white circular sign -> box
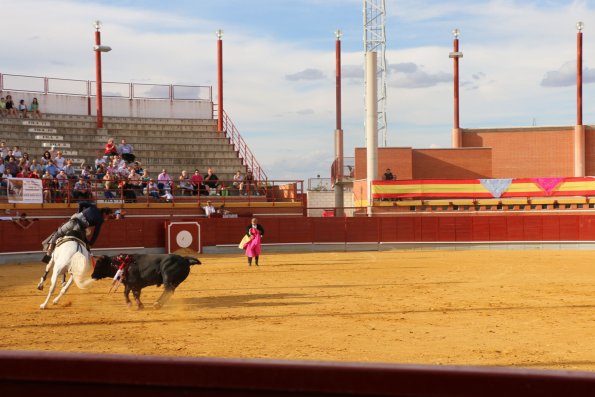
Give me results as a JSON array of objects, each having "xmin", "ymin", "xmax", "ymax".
[{"xmin": 176, "ymin": 230, "xmax": 193, "ymax": 248}]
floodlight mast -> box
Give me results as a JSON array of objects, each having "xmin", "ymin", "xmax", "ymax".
[{"xmin": 363, "ymin": 0, "xmax": 387, "ymax": 148}]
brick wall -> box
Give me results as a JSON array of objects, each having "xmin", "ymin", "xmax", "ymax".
[
  {"xmin": 412, "ymin": 148, "xmax": 492, "ymax": 179},
  {"xmin": 462, "ymin": 126, "xmax": 574, "ymax": 178},
  {"xmin": 355, "ymin": 147, "xmax": 491, "ymax": 180}
]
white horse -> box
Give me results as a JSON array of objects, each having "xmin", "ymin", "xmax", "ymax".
[{"xmin": 37, "ymin": 236, "xmax": 95, "ymax": 309}]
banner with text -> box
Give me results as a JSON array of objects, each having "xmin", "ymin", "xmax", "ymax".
[{"xmin": 7, "ymin": 178, "xmax": 43, "ymax": 204}]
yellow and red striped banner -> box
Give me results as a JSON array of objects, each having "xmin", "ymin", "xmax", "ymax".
[{"xmin": 372, "ymin": 177, "xmax": 595, "ymax": 199}]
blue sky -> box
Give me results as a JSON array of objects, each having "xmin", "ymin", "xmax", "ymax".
[{"xmin": 1, "ymin": 0, "xmax": 595, "ymax": 180}]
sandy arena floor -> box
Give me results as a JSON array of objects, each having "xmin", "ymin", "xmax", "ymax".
[{"xmin": 1, "ymin": 249, "xmax": 595, "ymax": 371}]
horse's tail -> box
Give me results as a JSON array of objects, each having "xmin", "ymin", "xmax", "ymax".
[
  {"xmin": 185, "ymin": 257, "xmax": 201, "ymax": 266},
  {"xmin": 70, "ymin": 251, "xmax": 95, "ymax": 289}
]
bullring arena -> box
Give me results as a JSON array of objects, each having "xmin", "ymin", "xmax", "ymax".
[
  {"xmin": 3, "ymin": 248, "xmax": 595, "ymax": 369},
  {"xmin": 0, "ymin": 250, "xmax": 595, "ymax": 370}
]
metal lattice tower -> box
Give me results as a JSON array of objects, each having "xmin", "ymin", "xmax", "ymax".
[{"xmin": 363, "ymin": 0, "xmax": 387, "ymax": 147}]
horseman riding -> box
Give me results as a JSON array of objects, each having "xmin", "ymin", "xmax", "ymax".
[
  {"xmin": 43, "ymin": 201, "xmax": 113, "ymax": 260},
  {"xmin": 37, "ymin": 202, "xmax": 115, "ymax": 309}
]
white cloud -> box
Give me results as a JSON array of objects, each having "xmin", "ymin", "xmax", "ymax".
[
  {"xmin": 285, "ymin": 69, "xmax": 326, "ymax": 81},
  {"xmin": 541, "ymin": 61, "xmax": 595, "ymax": 87}
]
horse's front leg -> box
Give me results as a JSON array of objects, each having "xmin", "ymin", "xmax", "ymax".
[
  {"xmin": 40, "ymin": 271, "xmax": 60, "ymax": 309},
  {"xmin": 53, "ymin": 275, "xmax": 74, "ymax": 305},
  {"xmin": 37, "ymin": 260, "xmax": 54, "ymax": 291}
]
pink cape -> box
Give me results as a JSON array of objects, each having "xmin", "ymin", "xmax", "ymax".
[{"xmin": 245, "ymin": 227, "xmax": 261, "ymax": 257}]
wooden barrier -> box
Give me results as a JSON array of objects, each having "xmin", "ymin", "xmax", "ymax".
[
  {"xmin": 1, "ymin": 350, "xmax": 595, "ymax": 396},
  {"xmin": 3, "ymin": 213, "xmax": 595, "ymax": 254}
]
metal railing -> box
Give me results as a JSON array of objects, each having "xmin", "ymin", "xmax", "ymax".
[
  {"xmin": 0, "ymin": 177, "xmax": 301, "ymax": 205},
  {"xmin": 331, "ymin": 156, "xmax": 355, "ymax": 185},
  {"xmin": 308, "ymin": 177, "xmax": 332, "ymax": 191},
  {"xmin": 213, "ymin": 104, "xmax": 268, "ymax": 182},
  {"xmin": 0, "ymin": 73, "xmax": 211, "ymax": 101}
]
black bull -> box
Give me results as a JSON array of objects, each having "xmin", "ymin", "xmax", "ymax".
[{"xmin": 92, "ymin": 254, "xmax": 201, "ymax": 309}]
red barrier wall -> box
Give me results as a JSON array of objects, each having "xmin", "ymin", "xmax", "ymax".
[
  {"xmin": 4, "ymin": 350, "xmax": 595, "ymax": 397},
  {"xmin": 3, "ymin": 213, "xmax": 595, "ymax": 254}
]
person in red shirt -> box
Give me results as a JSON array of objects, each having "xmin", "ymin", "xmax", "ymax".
[
  {"xmin": 191, "ymin": 169, "xmax": 204, "ymax": 196},
  {"xmin": 104, "ymin": 137, "xmax": 117, "ymax": 157}
]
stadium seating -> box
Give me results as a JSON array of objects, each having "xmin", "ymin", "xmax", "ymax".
[{"xmin": 0, "ymin": 114, "xmax": 246, "ymax": 182}]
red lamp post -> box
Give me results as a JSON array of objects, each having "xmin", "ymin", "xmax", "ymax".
[
  {"xmin": 216, "ymin": 29, "xmax": 224, "ymax": 133},
  {"xmin": 575, "ymin": 21, "xmax": 585, "ymax": 176},
  {"xmin": 577, "ymin": 21, "xmax": 584, "ymax": 126},
  {"xmin": 449, "ymin": 28, "xmax": 463, "ymax": 148},
  {"xmin": 93, "ymin": 20, "xmax": 111, "ymax": 129}
]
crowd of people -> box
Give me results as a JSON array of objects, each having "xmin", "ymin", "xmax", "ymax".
[
  {"xmin": 0, "ymin": 95, "xmax": 42, "ymax": 119},
  {"xmin": 0, "ymin": 136, "xmax": 260, "ymax": 204}
]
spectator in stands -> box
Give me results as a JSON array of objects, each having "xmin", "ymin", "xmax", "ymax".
[
  {"xmin": 95, "ymin": 163, "xmax": 107, "ymax": 181},
  {"xmin": 104, "ymin": 138, "xmax": 118, "ymax": 157},
  {"xmin": 41, "ymin": 170, "xmax": 55, "ymax": 203},
  {"xmin": 16, "ymin": 168, "xmax": 29, "ymax": 178},
  {"xmin": 63, "ymin": 159, "xmax": 76, "ymax": 180},
  {"xmin": 30, "ymin": 97, "xmax": 42, "ymax": 118},
  {"xmin": 106, "ymin": 158, "xmax": 118, "ymax": 176},
  {"xmin": 178, "ymin": 170, "xmax": 193, "ymax": 196},
  {"xmin": 54, "ymin": 151, "xmax": 66, "ymax": 170},
  {"xmin": 17, "ymin": 99, "xmax": 28, "ymax": 118},
  {"xmin": 191, "ymin": 169, "xmax": 205, "ymax": 196},
  {"xmin": 145, "ymin": 178, "xmax": 160, "ymax": 200},
  {"xmin": 19, "ymin": 152, "xmax": 30, "ymax": 170},
  {"xmin": 5, "ymin": 95, "xmax": 16, "ymax": 117},
  {"xmin": 5, "ymin": 156, "xmax": 18, "ymax": 177},
  {"xmin": 44, "ymin": 159, "xmax": 59, "ymax": 177},
  {"xmin": 116, "ymin": 159, "xmax": 129, "ymax": 179},
  {"xmin": 204, "ymin": 167, "xmax": 221, "ymax": 195},
  {"xmin": 132, "ymin": 161, "xmax": 143, "ymax": 175},
  {"xmin": 12, "ymin": 146, "xmax": 22, "ymax": 160},
  {"xmin": 72, "ymin": 177, "xmax": 91, "ymax": 200},
  {"xmin": 103, "ymin": 169, "xmax": 117, "ymax": 190},
  {"xmin": 29, "ymin": 167, "xmax": 40, "ymax": 179},
  {"xmin": 203, "ymin": 200, "xmax": 217, "ymax": 217},
  {"xmin": 118, "ymin": 139, "xmax": 135, "ymax": 163},
  {"xmin": 244, "ymin": 170, "xmax": 255, "ymax": 195},
  {"xmin": 127, "ymin": 166, "xmax": 143, "ymax": 192},
  {"xmin": 161, "ymin": 189, "xmax": 174, "ymax": 202},
  {"xmin": 103, "ymin": 170, "xmax": 117, "ymax": 200},
  {"xmin": 29, "ymin": 159, "xmax": 43, "ymax": 176},
  {"xmin": 41, "ymin": 150, "xmax": 52, "ymax": 166},
  {"xmin": 49, "ymin": 145, "xmax": 58, "ymax": 160},
  {"xmin": 140, "ymin": 169, "xmax": 151, "ymax": 188},
  {"xmin": 1, "ymin": 168, "xmax": 12, "ymax": 190},
  {"xmin": 0, "ymin": 97, "xmax": 6, "ymax": 117},
  {"xmin": 94, "ymin": 151, "xmax": 106, "ymax": 169},
  {"xmin": 383, "ymin": 168, "xmax": 394, "ymax": 181},
  {"xmin": 232, "ymin": 170, "xmax": 244, "ymax": 194},
  {"xmin": 55, "ymin": 169, "xmax": 68, "ymax": 189},
  {"xmin": 0, "ymin": 158, "xmax": 4, "ymax": 175},
  {"xmin": 80, "ymin": 164, "xmax": 92, "ymax": 180},
  {"xmin": 0, "ymin": 142, "xmax": 8, "ymax": 158},
  {"xmin": 157, "ymin": 168, "xmax": 173, "ymax": 194},
  {"xmin": 4, "ymin": 149, "xmax": 13, "ymax": 162}
]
